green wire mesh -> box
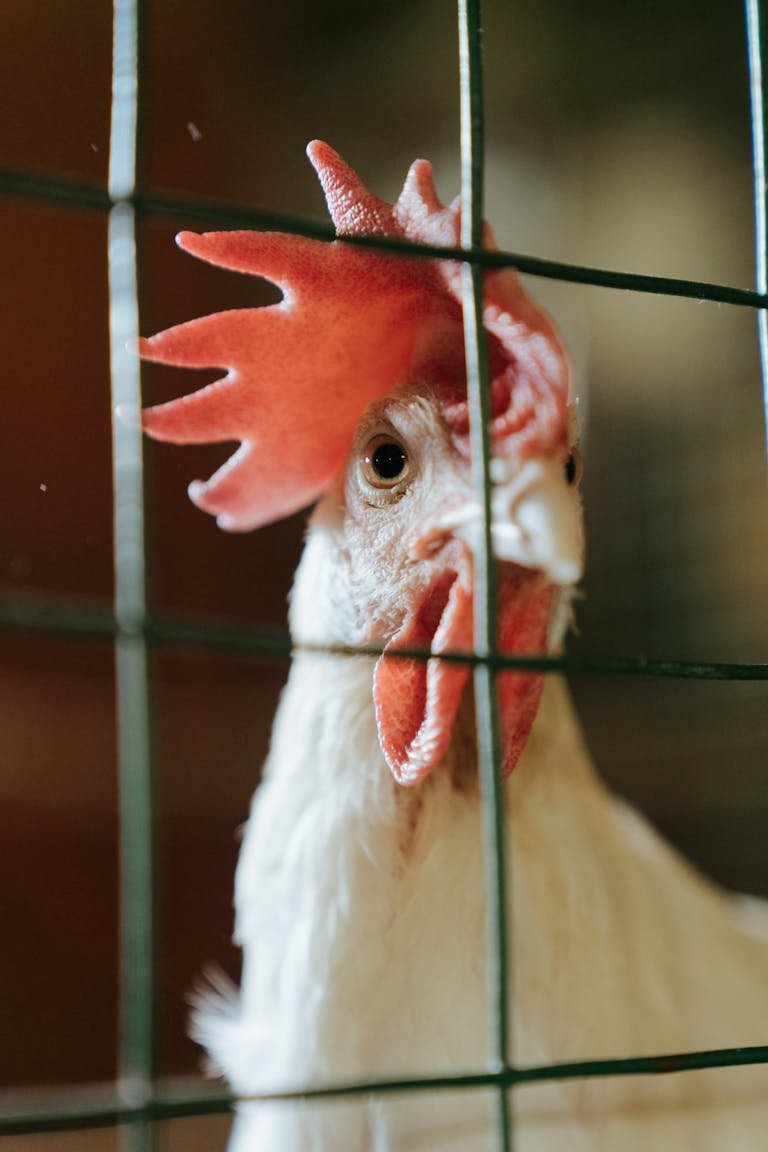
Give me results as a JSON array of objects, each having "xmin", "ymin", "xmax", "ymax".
[{"xmin": 1, "ymin": 0, "xmax": 768, "ymax": 1147}]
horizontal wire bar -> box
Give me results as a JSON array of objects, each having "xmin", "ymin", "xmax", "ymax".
[
  {"xmin": 0, "ymin": 591, "xmax": 766, "ymax": 681},
  {"xmin": 1, "ymin": 164, "xmax": 767, "ymax": 309},
  {"xmin": 235, "ymin": 1041, "xmax": 768, "ymax": 1101},
  {"xmin": 3, "ymin": 1043, "xmax": 768, "ymax": 1136},
  {"xmin": 0, "ymin": 167, "xmax": 113, "ymax": 210},
  {"xmin": 0, "ymin": 1088, "xmax": 231, "ymax": 1137}
]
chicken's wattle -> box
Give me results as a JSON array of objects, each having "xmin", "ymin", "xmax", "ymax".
[{"xmin": 373, "ymin": 549, "xmax": 553, "ymax": 785}]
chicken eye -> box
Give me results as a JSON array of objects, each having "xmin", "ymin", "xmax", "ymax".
[
  {"xmin": 565, "ymin": 448, "xmax": 583, "ymax": 487},
  {"xmin": 361, "ymin": 435, "xmax": 409, "ymax": 489}
]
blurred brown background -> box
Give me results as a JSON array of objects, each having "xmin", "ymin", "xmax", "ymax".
[{"xmin": 1, "ymin": 0, "xmax": 766, "ymax": 1145}]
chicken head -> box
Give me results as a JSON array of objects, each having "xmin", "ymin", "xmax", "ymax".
[{"xmin": 137, "ymin": 141, "xmax": 583, "ymax": 785}]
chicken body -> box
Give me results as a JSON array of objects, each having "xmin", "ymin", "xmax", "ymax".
[{"xmin": 194, "ymin": 386, "xmax": 768, "ymax": 1151}]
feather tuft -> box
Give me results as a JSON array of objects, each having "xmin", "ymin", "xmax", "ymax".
[{"xmin": 188, "ymin": 965, "xmax": 242, "ymax": 1078}]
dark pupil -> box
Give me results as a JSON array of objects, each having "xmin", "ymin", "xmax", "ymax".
[{"xmin": 372, "ymin": 441, "xmax": 406, "ymax": 480}]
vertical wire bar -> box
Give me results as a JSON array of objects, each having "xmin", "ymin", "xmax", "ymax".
[
  {"xmin": 745, "ymin": 0, "xmax": 768, "ymax": 454},
  {"xmin": 457, "ymin": 2, "xmax": 512, "ymax": 1149},
  {"xmin": 108, "ymin": 1, "xmax": 156, "ymax": 1149}
]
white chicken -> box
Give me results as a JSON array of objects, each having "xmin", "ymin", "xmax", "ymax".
[{"xmin": 138, "ymin": 142, "xmax": 768, "ymax": 1150}]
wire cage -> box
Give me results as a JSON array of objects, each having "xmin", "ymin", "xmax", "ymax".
[{"xmin": 1, "ymin": 1, "xmax": 768, "ymax": 1149}]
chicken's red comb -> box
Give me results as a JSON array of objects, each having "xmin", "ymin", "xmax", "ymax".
[{"xmin": 138, "ymin": 140, "xmax": 569, "ymax": 531}]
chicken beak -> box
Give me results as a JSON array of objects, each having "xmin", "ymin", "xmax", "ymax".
[{"xmin": 432, "ymin": 455, "xmax": 583, "ymax": 586}]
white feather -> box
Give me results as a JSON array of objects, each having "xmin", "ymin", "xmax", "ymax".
[{"xmin": 193, "ymin": 398, "xmax": 768, "ymax": 1150}]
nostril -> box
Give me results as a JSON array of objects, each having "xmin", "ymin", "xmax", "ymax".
[
  {"xmin": 408, "ymin": 501, "xmax": 478, "ymax": 561},
  {"xmin": 425, "ymin": 532, "xmax": 451, "ymax": 560},
  {"xmin": 408, "ymin": 524, "xmax": 450, "ymax": 561}
]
